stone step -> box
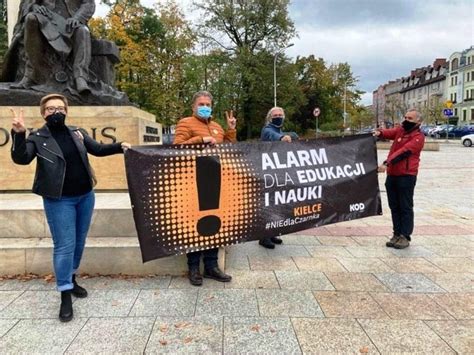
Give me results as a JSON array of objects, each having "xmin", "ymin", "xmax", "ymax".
[
  {"xmin": 0, "ymin": 193, "xmax": 136, "ymax": 238},
  {"xmin": 0, "ymin": 237, "xmax": 225, "ymax": 276},
  {"xmin": 0, "ymin": 193, "xmax": 225, "ymax": 276}
]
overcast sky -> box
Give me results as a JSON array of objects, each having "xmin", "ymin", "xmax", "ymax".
[{"xmin": 96, "ymin": 0, "xmax": 474, "ymax": 105}]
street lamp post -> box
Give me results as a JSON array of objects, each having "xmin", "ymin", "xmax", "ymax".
[
  {"xmin": 343, "ymin": 81, "xmax": 347, "ymax": 129},
  {"xmin": 273, "ymin": 43, "xmax": 294, "ymax": 107}
]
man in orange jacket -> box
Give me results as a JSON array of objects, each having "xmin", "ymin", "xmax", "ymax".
[
  {"xmin": 374, "ymin": 109, "xmax": 425, "ymax": 249},
  {"xmin": 173, "ymin": 90, "xmax": 236, "ymax": 286}
]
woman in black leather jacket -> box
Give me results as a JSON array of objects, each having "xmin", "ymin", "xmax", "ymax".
[{"xmin": 10, "ymin": 93, "xmax": 130, "ymax": 322}]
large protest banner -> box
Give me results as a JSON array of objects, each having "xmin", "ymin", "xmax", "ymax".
[{"xmin": 125, "ymin": 134, "xmax": 382, "ymax": 262}]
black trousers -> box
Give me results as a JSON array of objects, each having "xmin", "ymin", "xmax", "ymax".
[
  {"xmin": 385, "ymin": 175, "xmax": 417, "ymax": 240},
  {"xmin": 187, "ymin": 248, "xmax": 218, "ymax": 271}
]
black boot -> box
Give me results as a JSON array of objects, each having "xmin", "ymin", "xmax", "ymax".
[
  {"xmin": 72, "ymin": 274, "xmax": 88, "ymax": 298},
  {"xmin": 59, "ymin": 290, "xmax": 73, "ymax": 322},
  {"xmin": 259, "ymin": 238, "xmax": 275, "ymax": 249},
  {"xmin": 271, "ymin": 236, "xmax": 283, "ymax": 245},
  {"xmin": 203, "ymin": 267, "xmax": 232, "ymax": 282},
  {"xmin": 188, "ymin": 269, "xmax": 203, "ymax": 286}
]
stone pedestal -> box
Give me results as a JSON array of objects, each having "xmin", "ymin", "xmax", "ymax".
[
  {"xmin": 0, "ymin": 193, "xmax": 226, "ymax": 276},
  {"xmin": 0, "ymin": 106, "xmax": 162, "ymax": 191}
]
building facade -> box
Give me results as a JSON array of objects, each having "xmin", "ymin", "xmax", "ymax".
[
  {"xmin": 446, "ymin": 46, "xmax": 474, "ymax": 124},
  {"xmin": 399, "ymin": 59, "xmax": 447, "ymax": 124},
  {"xmin": 383, "ymin": 79, "xmax": 403, "ymax": 126},
  {"xmin": 372, "ymin": 85, "xmax": 386, "ymax": 127}
]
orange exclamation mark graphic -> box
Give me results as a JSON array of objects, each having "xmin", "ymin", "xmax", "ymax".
[{"xmin": 196, "ymin": 156, "xmax": 221, "ymax": 236}]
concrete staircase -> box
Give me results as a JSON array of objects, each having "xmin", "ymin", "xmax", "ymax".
[{"xmin": 0, "ymin": 193, "xmax": 224, "ymax": 276}]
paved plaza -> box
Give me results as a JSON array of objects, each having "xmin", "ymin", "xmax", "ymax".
[{"xmin": 0, "ymin": 143, "xmax": 473, "ymax": 354}]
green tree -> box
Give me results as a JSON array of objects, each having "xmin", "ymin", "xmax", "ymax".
[
  {"xmin": 384, "ymin": 95, "xmax": 407, "ymax": 125},
  {"xmin": 89, "ymin": 0, "xmax": 194, "ymax": 125},
  {"xmin": 291, "ymin": 56, "xmax": 362, "ymax": 134},
  {"xmin": 350, "ymin": 106, "xmax": 375, "ymax": 131},
  {"xmin": 193, "ymin": 0, "xmax": 296, "ymax": 138},
  {"xmin": 421, "ymin": 97, "xmax": 444, "ymax": 125}
]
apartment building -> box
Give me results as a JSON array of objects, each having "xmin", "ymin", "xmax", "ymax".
[
  {"xmin": 400, "ymin": 59, "xmax": 447, "ymax": 113},
  {"xmin": 447, "ymin": 46, "xmax": 474, "ymax": 124}
]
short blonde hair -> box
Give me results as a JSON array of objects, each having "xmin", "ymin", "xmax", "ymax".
[{"xmin": 40, "ymin": 93, "xmax": 68, "ymax": 115}]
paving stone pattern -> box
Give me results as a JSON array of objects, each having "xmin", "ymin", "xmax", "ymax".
[{"xmin": 0, "ymin": 144, "xmax": 472, "ymax": 353}]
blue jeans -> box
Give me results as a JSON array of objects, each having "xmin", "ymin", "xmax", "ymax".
[
  {"xmin": 43, "ymin": 190, "xmax": 95, "ymax": 291},
  {"xmin": 385, "ymin": 175, "xmax": 417, "ymax": 240}
]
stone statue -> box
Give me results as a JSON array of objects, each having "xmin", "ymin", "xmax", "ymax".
[{"xmin": 0, "ymin": 0, "xmax": 129, "ymax": 105}]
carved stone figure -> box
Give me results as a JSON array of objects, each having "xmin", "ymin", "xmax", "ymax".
[{"xmin": 0, "ymin": 0, "xmax": 129, "ymax": 105}]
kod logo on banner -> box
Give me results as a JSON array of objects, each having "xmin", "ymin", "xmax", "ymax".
[{"xmin": 349, "ymin": 203, "xmax": 365, "ymax": 212}]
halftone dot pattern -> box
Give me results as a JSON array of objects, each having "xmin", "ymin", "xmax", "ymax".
[{"xmin": 141, "ymin": 144, "xmax": 260, "ymax": 255}]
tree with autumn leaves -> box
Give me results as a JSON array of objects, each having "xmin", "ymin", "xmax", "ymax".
[
  {"xmin": 88, "ymin": 0, "xmax": 366, "ymax": 137},
  {"xmin": 89, "ymin": 0, "xmax": 194, "ymax": 126}
]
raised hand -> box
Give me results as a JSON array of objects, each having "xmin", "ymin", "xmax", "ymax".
[
  {"xmin": 225, "ymin": 110, "xmax": 237, "ymax": 130},
  {"xmin": 10, "ymin": 108, "xmax": 26, "ymax": 133}
]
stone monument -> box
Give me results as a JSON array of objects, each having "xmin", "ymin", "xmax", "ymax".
[
  {"xmin": 0, "ymin": 0, "xmax": 199, "ymax": 277},
  {"xmin": 1, "ymin": 0, "xmax": 128, "ymax": 105},
  {"xmin": 0, "ymin": 0, "xmax": 163, "ymax": 190}
]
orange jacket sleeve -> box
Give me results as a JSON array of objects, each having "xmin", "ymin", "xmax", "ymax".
[{"xmin": 224, "ymin": 128, "xmax": 237, "ymax": 143}]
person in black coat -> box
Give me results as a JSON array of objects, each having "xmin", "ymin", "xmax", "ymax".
[{"xmin": 10, "ymin": 93, "xmax": 130, "ymax": 322}]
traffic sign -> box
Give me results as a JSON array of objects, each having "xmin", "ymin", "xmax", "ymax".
[
  {"xmin": 443, "ymin": 108, "xmax": 453, "ymax": 117},
  {"xmin": 313, "ymin": 107, "xmax": 321, "ymax": 117},
  {"xmin": 445, "ymin": 100, "xmax": 453, "ymax": 109}
]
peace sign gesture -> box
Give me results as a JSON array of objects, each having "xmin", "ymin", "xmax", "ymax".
[
  {"xmin": 10, "ymin": 108, "xmax": 26, "ymax": 133},
  {"xmin": 225, "ymin": 110, "xmax": 236, "ymax": 130}
]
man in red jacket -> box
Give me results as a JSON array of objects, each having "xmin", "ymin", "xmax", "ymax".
[{"xmin": 374, "ymin": 109, "xmax": 425, "ymax": 249}]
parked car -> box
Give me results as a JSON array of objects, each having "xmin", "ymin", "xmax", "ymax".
[
  {"xmin": 434, "ymin": 126, "xmax": 456, "ymax": 138},
  {"xmin": 430, "ymin": 125, "xmax": 454, "ymax": 138},
  {"xmin": 420, "ymin": 125, "xmax": 435, "ymax": 136},
  {"xmin": 452, "ymin": 125, "xmax": 474, "ymax": 138},
  {"xmin": 461, "ymin": 134, "xmax": 474, "ymax": 147}
]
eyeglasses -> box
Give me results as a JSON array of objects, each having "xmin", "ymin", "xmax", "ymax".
[{"xmin": 45, "ymin": 106, "xmax": 67, "ymax": 114}]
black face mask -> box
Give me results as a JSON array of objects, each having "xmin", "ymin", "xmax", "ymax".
[
  {"xmin": 45, "ymin": 112, "xmax": 66, "ymax": 128},
  {"xmin": 271, "ymin": 117, "xmax": 284, "ymax": 127},
  {"xmin": 402, "ymin": 120, "xmax": 417, "ymax": 131}
]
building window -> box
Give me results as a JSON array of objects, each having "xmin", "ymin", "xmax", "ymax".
[
  {"xmin": 451, "ymin": 58, "xmax": 459, "ymax": 70},
  {"xmin": 463, "ymin": 110, "xmax": 467, "ymax": 121},
  {"xmin": 469, "ymin": 56, "xmax": 472, "ymax": 65},
  {"xmin": 471, "ymin": 109, "xmax": 474, "ymax": 121},
  {"xmin": 455, "ymin": 108, "xmax": 458, "ymax": 116},
  {"xmin": 468, "ymin": 72, "xmax": 471, "ymax": 82},
  {"xmin": 467, "ymin": 90, "xmax": 470, "ymax": 100}
]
